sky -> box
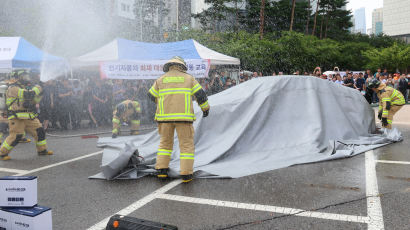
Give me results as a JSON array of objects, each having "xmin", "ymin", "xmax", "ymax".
[{"xmin": 346, "ymin": 0, "xmax": 383, "ymax": 32}]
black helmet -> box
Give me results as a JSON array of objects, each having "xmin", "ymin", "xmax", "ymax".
[
  {"xmin": 116, "ymin": 103, "xmax": 126, "ymax": 116},
  {"xmin": 367, "ymin": 79, "xmax": 380, "ymax": 89}
]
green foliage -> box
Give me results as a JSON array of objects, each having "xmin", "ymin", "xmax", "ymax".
[
  {"xmin": 314, "ymin": 0, "xmax": 352, "ymax": 40},
  {"xmin": 363, "ymin": 43, "xmax": 410, "ymax": 72},
  {"xmin": 170, "ymin": 29, "xmax": 410, "ymax": 75},
  {"xmin": 243, "ymin": 0, "xmax": 310, "ymax": 33},
  {"xmin": 346, "ymin": 33, "xmax": 402, "ymax": 48},
  {"xmin": 195, "ymin": 0, "xmax": 352, "ymax": 41}
]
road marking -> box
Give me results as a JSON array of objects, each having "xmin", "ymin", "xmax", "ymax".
[
  {"xmin": 156, "ymin": 194, "xmax": 370, "ymax": 223},
  {"xmin": 14, "ymin": 151, "xmax": 103, "ymax": 176},
  {"xmin": 0, "ymin": 167, "xmax": 29, "ymax": 174},
  {"xmin": 376, "ymin": 160, "xmax": 410, "ymax": 165},
  {"xmin": 87, "ymin": 180, "xmax": 182, "ymax": 230},
  {"xmin": 365, "ymin": 151, "xmax": 385, "ymax": 230}
]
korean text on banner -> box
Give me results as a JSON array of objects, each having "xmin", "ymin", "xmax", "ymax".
[{"xmin": 100, "ymin": 59, "xmax": 210, "ymax": 80}]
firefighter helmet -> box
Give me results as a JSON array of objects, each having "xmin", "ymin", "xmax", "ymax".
[
  {"xmin": 116, "ymin": 103, "xmax": 126, "ymax": 116},
  {"xmin": 367, "ymin": 78, "xmax": 381, "ymax": 89},
  {"xmin": 163, "ymin": 56, "xmax": 187, "ymax": 72}
]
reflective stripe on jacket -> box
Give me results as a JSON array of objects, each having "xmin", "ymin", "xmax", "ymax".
[
  {"xmin": 377, "ymin": 85, "xmax": 405, "ymax": 118},
  {"xmin": 149, "ymin": 67, "xmax": 205, "ymax": 122},
  {"xmin": 6, "ymin": 84, "xmax": 42, "ymax": 119}
]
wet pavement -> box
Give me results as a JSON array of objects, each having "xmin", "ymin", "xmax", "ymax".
[{"xmin": 0, "ymin": 107, "xmax": 409, "ymax": 230}]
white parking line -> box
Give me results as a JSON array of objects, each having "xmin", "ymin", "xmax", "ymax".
[
  {"xmin": 14, "ymin": 151, "xmax": 103, "ymax": 176},
  {"xmin": 376, "ymin": 160, "xmax": 410, "ymax": 165},
  {"xmin": 87, "ymin": 180, "xmax": 182, "ymax": 230},
  {"xmin": 0, "ymin": 167, "xmax": 29, "ymax": 174},
  {"xmin": 156, "ymin": 194, "xmax": 370, "ymax": 223},
  {"xmin": 365, "ymin": 151, "xmax": 385, "ymax": 230}
]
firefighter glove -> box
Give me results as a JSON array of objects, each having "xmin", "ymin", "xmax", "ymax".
[
  {"xmin": 382, "ymin": 118, "xmax": 388, "ymax": 127},
  {"xmin": 378, "ymin": 110, "xmax": 382, "ymax": 120},
  {"xmin": 203, "ymin": 109, "xmax": 209, "ymax": 118}
]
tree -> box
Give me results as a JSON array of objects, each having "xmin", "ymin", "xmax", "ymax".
[
  {"xmin": 243, "ymin": 0, "xmax": 310, "ymax": 34},
  {"xmin": 312, "ymin": 0, "xmax": 320, "ymax": 36},
  {"xmin": 259, "ymin": 0, "xmax": 266, "ymax": 39},
  {"xmin": 315, "ymin": 0, "xmax": 352, "ymax": 40},
  {"xmin": 290, "ymin": 0, "xmax": 296, "ymax": 31},
  {"xmin": 192, "ymin": 0, "xmax": 245, "ymax": 32},
  {"xmin": 305, "ymin": 0, "xmax": 312, "ymax": 35}
]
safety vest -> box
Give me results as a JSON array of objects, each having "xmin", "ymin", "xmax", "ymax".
[
  {"xmin": 378, "ymin": 85, "xmax": 405, "ymax": 117},
  {"xmin": 149, "ymin": 68, "xmax": 205, "ymax": 122},
  {"xmin": 6, "ymin": 84, "xmax": 42, "ymax": 120}
]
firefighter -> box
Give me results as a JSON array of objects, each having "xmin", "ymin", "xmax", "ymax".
[
  {"xmin": 0, "ymin": 82, "xmax": 8, "ymax": 145},
  {"xmin": 0, "ymin": 77, "xmax": 31, "ymax": 145},
  {"xmin": 112, "ymin": 92, "xmax": 141, "ymax": 138},
  {"xmin": 0, "ymin": 70, "xmax": 53, "ymax": 161},
  {"xmin": 148, "ymin": 56, "xmax": 210, "ymax": 183},
  {"xmin": 368, "ymin": 79, "xmax": 405, "ymax": 129}
]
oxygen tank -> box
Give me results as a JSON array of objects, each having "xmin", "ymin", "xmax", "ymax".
[{"xmin": 0, "ymin": 83, "xmax": 8, "ymax": 110}]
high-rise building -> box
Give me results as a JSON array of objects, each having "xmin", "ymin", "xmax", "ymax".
[
  {"xmin": 353, "ymin": 8, "xmax": 366, "ymax": 34},
  {"xmin": 383, "ymin": 0, "xmax": 410, "ymax": 43},
  {"xmin": 372, "ymin": 8, "xmax": 383, "ymax": 35},
  {"xmin": 191, "ymin": 0, "xmax": 209, "ymax": 29}
]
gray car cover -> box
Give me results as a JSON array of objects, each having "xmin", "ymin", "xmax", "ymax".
[{"xmin": 90, "ymin": 76, "xmax": 402, "ymax": 180}]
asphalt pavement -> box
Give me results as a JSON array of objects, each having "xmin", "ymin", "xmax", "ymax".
[{"xmin": 0, "ymin": 107, "xmax": 409, "ymax": 230}]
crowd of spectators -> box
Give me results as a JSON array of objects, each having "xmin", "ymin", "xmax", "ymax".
[
  {"xmin": 224, "ymin": 67, "xmax": 410, "ymax": 104},
  {"xmin": 33, "ymin": 67, "xmax": 409, "ymax": 131},
  {"xmin": 37, "ymin": 75, "xmax": 156, "ymax": 131}
]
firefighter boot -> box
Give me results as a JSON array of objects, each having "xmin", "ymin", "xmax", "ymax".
[
  {"xmin": 0, "ymin": 154, "xmax": 10, "ymax": 161},
  {"xmin": 19, "ymin": 138, "xmax": 31, "ymax": 143},
  {"xmin": 131, "ymin": 131, "xmax": 139, "ymax": 135},
  {"xmin": 157, "ymin": 168, "xmax": 169, "ymax": 179},
  {"xmin": 181, "ymin": 174, "xmax": 193, "ymax": 183},
  {"xmin": 38, "ymin": 149, "xmax": 53, "ymax": 156}
]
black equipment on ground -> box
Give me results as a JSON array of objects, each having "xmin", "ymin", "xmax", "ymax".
[{"xmin": 106, "ymin": 215, "xmax": 178, "ymax": 230}]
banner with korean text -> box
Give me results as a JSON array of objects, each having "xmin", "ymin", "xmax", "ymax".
[{"xmin": 100, "ymin": 59, "xmax": 210, "ymax": 80}]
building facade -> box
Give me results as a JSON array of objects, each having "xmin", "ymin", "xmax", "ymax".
[
  {"xmin": 353, "ymin": 8, "xmax": 366, "ymax": 34},
  {"xmin": 372, "ymin": 8, "xmax": 383, "ymax": 35},
  {"xmin": 383, "ymin": 0, "xmax": 410, "ymax": 43}
]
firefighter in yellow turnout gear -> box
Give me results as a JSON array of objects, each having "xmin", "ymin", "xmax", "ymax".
[
  {"xmin": 0, "ymin": 79, "xmax": 31, "ymax": 145},
  {"xmin": 148, "ymin": 56, "xmax": 210, "ymax": 183},
  {"xmin": 112, "ymin": 97, "xmax": 141, "ymax": 138},
  {"xmin": 0, "ymin": 70, "xmax": 53, "ymax": 161},
  {"xmin": 368, "ymin": 79, "xmax": 405, "ymax": 129}
]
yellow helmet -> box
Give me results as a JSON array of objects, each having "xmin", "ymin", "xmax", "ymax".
[{"xmin": 163, "ymin": 56, "xmax": 187, "ymax": 72}]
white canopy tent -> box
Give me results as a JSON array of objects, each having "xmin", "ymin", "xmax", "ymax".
[
  {"xmin": 0, "ymin": 37, "xmax": 68, "ymax": 81},
  {"xmin": 72, "ymin": 38, "xmax": 240, "ymax": 67},
  {"xmin": 71, "ymin": 38, "xmax": 240, "ymax": 80}
]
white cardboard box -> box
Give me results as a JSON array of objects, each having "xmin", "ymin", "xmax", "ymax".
[
  {"xmin": 0, "ymin": 208, "xmax": 12, "ymax": 229},
  {"xmin": 0, "ymin": 176, "xmax": 37, "ymax": 208},
  {"xmin": 0, "ymin": 206, "xmax": 52, "ymax": 230}
]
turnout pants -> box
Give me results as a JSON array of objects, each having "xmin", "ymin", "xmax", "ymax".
[
  {"xmin": 155, "ymin": 122, "xmax": 195, "ymax": 175},
  {"xmin": 385, "ymin": 105, "xmax": 403, "ymax": 129},
  {"xmin": 112, "ymin": 115, "xmax": 140, "ymax": 135},
  {"xmin": 0, "ymin": 118, "xmax": 47, "ymax": 155}
]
